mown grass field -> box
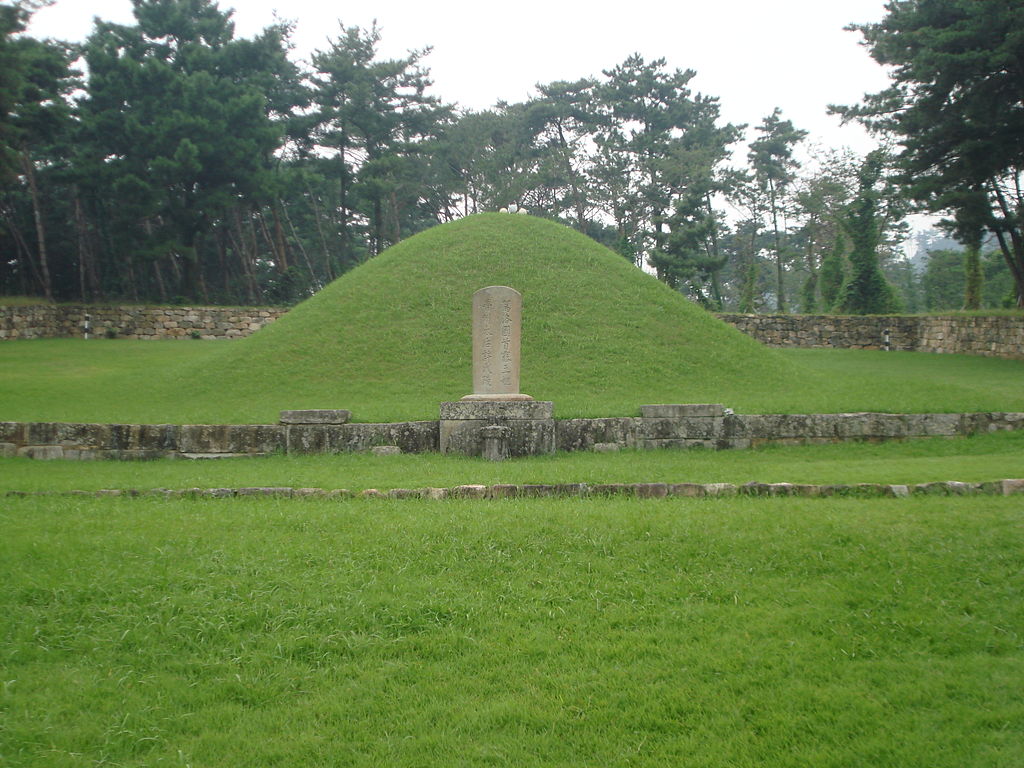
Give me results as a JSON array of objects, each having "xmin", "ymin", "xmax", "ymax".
[
  {"xmin": 1, "ymin": 430, "xmax": 1022, "ymax": 494},
  {"xmin": 2, "ymin": 494, "xmax": 1022, "ymax": 767},
  {"xmin": 3, "ymin": 214, "xmax": 1023, "ymax": 766}
]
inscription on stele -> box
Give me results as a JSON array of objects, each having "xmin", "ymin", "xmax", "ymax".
[{"xmin": 467, "ymin": 285, "xmax": 531, "ymax": 400}]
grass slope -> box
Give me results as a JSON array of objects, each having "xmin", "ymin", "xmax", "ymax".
[
  {"xmin": 3, "ymin": 340, "xmax": 1024, "ymax": 424},
  {"xmin": 169, "ymin": 213, "xmax": 793, "ymax": 421},
  {"xmin": 3, "ymin": 495, "xmax": 1022, "ymax": 766}
]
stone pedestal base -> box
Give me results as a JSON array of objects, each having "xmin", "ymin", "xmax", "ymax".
[
  {"xmin": 460, "ymin": 393, "xmax": 534, "ymax": 402},
  {"xmin": 440, "ymin": 400, "xmax": 554, "ymax": 459}
]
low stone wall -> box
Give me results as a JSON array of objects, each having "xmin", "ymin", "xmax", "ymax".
[
  {"xmin": 7, "ymin": 479, "xmax": 1024, "ymax": 500},
  {"xmin": 0, "ymin": 304, "xmax": 285, "ymax": 340},
  {"xmin": 3, "ymin": 411, "xmax": 1021, "ymax": 461},
  {"xmin": 719, "ymin": 313, "xmax": 1024, "ymax": 359}
]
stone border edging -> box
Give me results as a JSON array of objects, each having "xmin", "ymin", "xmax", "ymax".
[{"xmin": 6, "ymin": 479, "xmax": 1023, "ymax": 500}]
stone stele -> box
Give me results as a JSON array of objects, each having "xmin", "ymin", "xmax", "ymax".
[{"xmin": 462, "ymin": 285, "xmax": 533, "ymax": 401}]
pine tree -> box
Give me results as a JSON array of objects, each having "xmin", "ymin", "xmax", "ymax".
[
  {"xmin": 837, "ymin": 0, "xmax": 1024, "ymax": 306},
  {"xmin": 819, "ymin": 233, "xmax": 846, "ymax": 311},
  {"xmin": 835, "ymin": 152, "xmax": 900, "ymax": 315},
  {"xmin": 963, "ymin": 245, "xmax": 982, "ymax": 310}
]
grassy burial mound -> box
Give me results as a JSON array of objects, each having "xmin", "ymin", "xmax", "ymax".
[{"xmin": 173, "ymin": 213, "xmax": 793, "ymax": 423}]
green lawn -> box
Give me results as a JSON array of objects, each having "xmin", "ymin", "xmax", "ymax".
[
  {"xmin": 1, "ymin": 338, "xmax": 1022, "ymax": 424},
  {"xmin": 1, "ymin": 430, "xmax": 1023, "ymax": 493},
  {"xmin": 2, "ymin": 494, "xmax": 1021, "ymax": 767},
  {"xmin": 3, "ymin": 213, "xmax": 1022, "ymax": 766}
]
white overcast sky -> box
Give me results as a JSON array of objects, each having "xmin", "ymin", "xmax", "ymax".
[{"xmin": 27, "ymin": 0, "xmax": 894, "ymax": 158}]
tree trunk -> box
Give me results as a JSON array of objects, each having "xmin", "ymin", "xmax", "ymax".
[
  {"xmin": 1, "ymin": 205, "xmax": 40, "ymax": 295},
  {"xmin": 20, "ymin": 149, "xmax": 53, "ymax": 301},
  {"xmin": 152, "ymin": 260, "xmax": 168, "ymax": 304},
  {"xmin": 768, "ymin": 178, "xmax": 786, "ymax": 313},
  {"xmin": 990, "ymin": 184, "xmax": 1024, "ymax": 307},
  {"xmin": 72, "ymin": 189, "xmax": 102, "ymax": 302},
  {"xmin": 231, "ymin": 208, "xmax": 260, "ymax": 303},
  {"xmin": 272, "ymin": 203, "xmax": 289, "ymax": 272},
  {"xmin": 388, "ymin": 188, "xmax": 401, "ymax": 246},
  {"xmin": 555, "ymin": 120, "xmax": 587, "ymax": 233},
  {"xmin": 373, "ymin": 196, "xmax": 383, "ymax": 256},
  {"xmin": 282, "ymin": 201, "xmax": 321, "ymax": 291}
]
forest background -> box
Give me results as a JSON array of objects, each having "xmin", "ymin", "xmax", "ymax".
[{"xmin": 1, "ymin": 0, "xmax": 1021, "ymax": 312}]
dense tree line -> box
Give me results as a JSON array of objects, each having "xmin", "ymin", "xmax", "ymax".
[{"xmin": 1, "ymin": 0, "xmax": 1018, "ymax": 312}]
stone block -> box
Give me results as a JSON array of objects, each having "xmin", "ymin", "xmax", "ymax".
[
  {"xmin": 723, "ymin": 414, "xmax": 757, "ymax": 439},
  {"xmin": 640, "ymin": 404, "xmax": 725, "ymax": 418},
  {"xmin": 360, "ymin": 489, "xmax": 385, "ymax": 499},
  {"xmin": 451, "ymin": 484, "xmax": 487, "ymax": 499},
  {"xmin": 766, "ymin": 414, "xmax": 837, "ymax": 439},
  {"xmin": 287, "ymin": 422, "xmax": 437, "ymax": 455},
  {"xmin": 440, "ymin": 400, "xmax": 553, "ymax": 420},
  {"xmin": 590, "ymin": 483, "xmax": 629, "ymax": 495},
  {"xmin": 371, "ymin": 445, "xmax": 402, "ymax": 456},
  {"xmin": 178, "ymin": 452, "xmax": 249, "ymax": 460},
  {"xmin": 202, "ymin": 488, "xmax": 236, "ymax": 498},
  {"xmin": 480, "ymin": 424, "xmax": 512, "ymax": 461},
  {"xmin": 519, "ymin": 484, "xmax": 557, "ymax": 497},
  {"xmin": 592, "ymin": 442, "xmax": 620, "ymax": 453},
  {"xmin": 851, "ymin": 483, "xmax": 889, "ymax": 497},
  {"xmin": 487, "ymin": 484, "xmax": 520, "ymax": 499},
  {"xmin": 440, "ymin": 414, "xmax": 554, "ymax": 458},
  {"xmin": 179, "ymin": 424, "xmax": 284, "ymax": 455},
  {"xmin": 702, "ymin": 483, "xmax": 738, "ymax": 497},
  {"xmin": 19, "ymin": 445, "xmax": 64, "ymax": 460},
  {"xmin": 556, "ymin": 418, "xmax": 637, "ymax": 452},
  {"xmin": 959, "ymin": 413, "xmax": 993, "ymax": 434},
  {"xmin": 667, "ymin": 482, "xmax": 706, "ymax": 497},
  {"xmin": 640, "ymin": 438, "xmax": 718, "ymax": 451},
  {"xmin": 62, "ymin": 449, "xmax": 97, "ymax": 461},
  {"xmin": 791, "ymin": 484, "xmax": 823, "ymax": 497},
  {"xmin": 0, "ymin": 422, "xmax": 24, "ymax": 443},
  {"xmin": 237, "ymin": 487, "xmax": 294, "ymax": 497},
  {"xmin": 279, "ymin": 409, "xmax": 352, "ymax": 424},
  {"xmin": 633, "ymin": 483, "xmax": 668, "ymax": 498},
  {"xmin": 388, "ymin": 488, "xmax": 423, "ymax": 499},
  {"xmin": 0, "ymin": 442, "xmax": 16, "ymax": 458},
  {"xmin": 637, "ymin": 417, "xmax": 722, "ymax": 441},
  {"xmin": 552, "ymin": 483, "xmax": 588, "ymax": 497},
  {"xmin": 999, "ymin": 479, "xmax": 1024, "ymax": 495},
  {"xmin": 913, "ymin": 481, "xmax": 974, "ymax": 495},
  {"xmin": 23, "ymin": 422, "xmax": 60, "ymax": 445},
  {"xmin": 903, "ymin": 413, "xmax": 961, "ymax": 437}
]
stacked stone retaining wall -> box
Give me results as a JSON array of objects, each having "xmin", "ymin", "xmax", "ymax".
[
  {"xmin": 0, "ymin": 304, "xmax": 285, "ymax": 340},
  {"xmin": 719, "ymin": 313, "xmax": 1024, "ymax": 359},
  {"xmin": 3, "ymin": 411, "xmax": 1021, "ymax": 461}
]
